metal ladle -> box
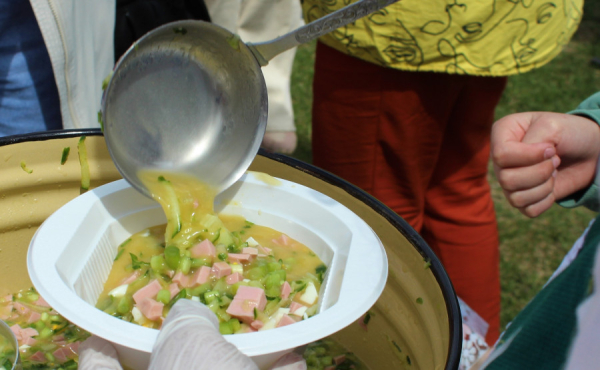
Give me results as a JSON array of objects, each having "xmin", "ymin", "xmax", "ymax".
[{"xmin": 102, "ymin": 0, "xmax": 399, "ymax": 198}]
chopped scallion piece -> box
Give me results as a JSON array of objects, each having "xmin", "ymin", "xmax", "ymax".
[
  {"xmin": 77, "ymin": 136, "xmax": 90, "ymax": 191},
  {"xmin": 60, "ymin": 147, "xmax": 70, "ymax": 165},
  {"xmin": 20, "ymin": 161, "xmax": 33, "ymax": 174}
]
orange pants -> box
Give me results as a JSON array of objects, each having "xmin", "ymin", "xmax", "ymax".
[{"xmin": 312, "ymin": 43, "xmax": 506, "ymax": 344}]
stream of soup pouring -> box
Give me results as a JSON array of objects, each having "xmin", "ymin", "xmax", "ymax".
[{"xmin": 96, "ymin": 172, "xmax": 326, "ymax": 334}]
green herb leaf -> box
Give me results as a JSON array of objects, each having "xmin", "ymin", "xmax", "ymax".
[
  {"xmin": 97, "ymin": 111, "xmax": 104, "ymax": 132},
  {"xmin": 60, "ymin": 147, "xmax": 71, "ymax": 165},
  {"xmin": 130, "ymin": 253, "xmax": 149, "ymax": 270},
  {"xmin": 114, "ymin": 248, "xmax": 125, "ymax": 261},
  {"xmin": 167, "ymin": 289, "xmax": 187, "ymax": 308}
]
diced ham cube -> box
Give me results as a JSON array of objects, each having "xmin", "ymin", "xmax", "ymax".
[
  {"xmin": 65, "ymin": 341, "xmax": 80, "ymax": 355},
  {"xmin": 289, "ymin": 302, "xmax": 307, "ymax": 317},
  {"xmin": 272, "ymin": 234, "xmax": 291, "ymax": 246},
  {"xmin": 30, "ymin": 351, "xmax": 46, "ymax": 362},
  {"xmin": 1, "ymin": 294, "xmax": 12, "ymax": 303},
  {"xmin": 20, "ymin": 327, "xmax": 39, "ymax": 339},
  {"xmin": 172, "ymin": 271, "xmax": 192, "ymax": 288},
  {"xmin": 10, "ymin": 324, "xmax": 22, "ymax": 340},
  {"xmin": 226, "ymin": 272, "xmax": 243, "ymax": 285},
  {"xmin": 137, "ymin": 298, "xmax": 164, "ymax": 321},
  {"xmin": 169, "ymin": 283, "xmax": 181, "ymax": 299},
  {"xmin": 226, "ymin": 286, "xmax": 268, "ymax": 323},
  {"xmin": 13, "ymin": 302, "xmax": 30, "ymax": 315},
  {"xmin": 211, "ymin": 262, "xmax": 232, "ymax": 278},
  {"xmin": 277, "ymin": 314, "xmax": 297, "ymax": 328},
  {"xmin": 191, "ymin": 266, "xmax": 212, "ymax": 286},
  {"xmin": 1, "ymin": 303, "xmax": 13, "ymax": 318},
  {"xmin": 119, "ymin": 270, "xmax": 141, "ymax": 285},
  {"xmin": 281, "ymin": 281, "xmax": 292, "ymax": 300},
  {"xmin": 225, "ymin": 299, "xmax": 258, "ymax": 324},
  {"xmin": 35, "ymin": 296, "xmax": 51, "ymax": 308},
  {"xmin": 250, "ymin": 320, "xmax": 264, "ymax": 330},
  {"xmin": 53, "ymin": 348, "xmax": 68, "ymax": 364},
  {"xmin": 22, "ymin": 337, "xmax": 37, "ymax": 346},
  {"xmin": 227, "ymin": 253, "xmax": 251, "ymax": 263},
  {"xmin": 27, "ymin": 311, "xmax": 41, "ymax": 324},
  {"xmin": 233, "ymin": 286, "xmax": 267, "ymax": 310},
  {"xmin": 242, "ymin": 247, "xmax": 258, "ymax": 258},
  {"xmin": 257, "ymin": 245, "xmax": 272, "ymax": 255},
  {"xmin": 334, "ymin": 354, "xmax": 346, "ymax": 365},
  {"xmin": 190, "ymin": 239, "xmax": 216, "ymax": 259},
  {"xmin": 132, "ymin": 279, "xmax": 162, "ymax": 304}
]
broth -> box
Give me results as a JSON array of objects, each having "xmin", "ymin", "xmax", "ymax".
[{"xmin": 96, "ymin": 172, "xmax": 326, "ymax": 333}]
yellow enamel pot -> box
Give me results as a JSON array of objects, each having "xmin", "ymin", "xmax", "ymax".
[{"xmin": 0, "ymin": 130, "xmax": 461, "ymax": 370}]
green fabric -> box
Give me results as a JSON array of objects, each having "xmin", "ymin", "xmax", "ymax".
[
  {"xmin": 557, "ymin": 185, "xmax": 600, "ymax": 212},
  {"xmin": 558, "ymin": 92, "xmax": 600, "ymax": 212},
  {"xmin": 484, "ymin": 216, "xmax": 600, "ymax": 369}
]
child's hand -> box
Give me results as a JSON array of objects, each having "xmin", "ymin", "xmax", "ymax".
[{"xmin": 491, "ymin": 112, "xmax": 600, "ymax": 217}]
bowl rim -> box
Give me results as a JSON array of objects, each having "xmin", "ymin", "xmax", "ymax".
[{"xmin": 27, "ymin": 173, "xmax": 388, "ymax": 357}]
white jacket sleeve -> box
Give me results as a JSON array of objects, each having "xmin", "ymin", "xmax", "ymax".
[{"xmin": 30, "ymin": 0, "xmax": 115, "ymax": 130}]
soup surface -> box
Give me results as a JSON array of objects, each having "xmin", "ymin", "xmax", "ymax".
[
  {"xmin": 96, "ymin": 172, "xmax": 326, "ymax": 333},
  {"xmin": 0, "ymin": 289, "xmax": 89, "ymax": 369}
]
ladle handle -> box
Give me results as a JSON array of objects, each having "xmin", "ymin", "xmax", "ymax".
[{"xmin": 247, "ymin": 0, "xmax": 400, "ymax": 66}]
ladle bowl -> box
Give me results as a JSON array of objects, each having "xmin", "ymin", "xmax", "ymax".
[{"xmin": 102, "ymin": 0, "xmax": 399, "ymax": 198}]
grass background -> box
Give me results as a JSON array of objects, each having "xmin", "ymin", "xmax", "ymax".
[{"xmin": 287, "ymin": 1, "xmax": 600, "ymax": 329}]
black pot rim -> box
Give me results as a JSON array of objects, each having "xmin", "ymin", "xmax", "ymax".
[{"xmin": 0, "ymin": 129, "xmax": 461, "ymax": 370}]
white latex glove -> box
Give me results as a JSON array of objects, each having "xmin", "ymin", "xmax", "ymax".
[
  {"xmin": 149, "ymin": 299, "xmax": 258, "ymax": 370},
  {"xmin": 78, "ymin": 335, "xmax": 123, "ymax": 370}
]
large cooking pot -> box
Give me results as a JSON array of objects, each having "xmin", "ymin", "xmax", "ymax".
[{"xmin": 0, "ymin": 130, "xmax": 461, "ymax": 369}]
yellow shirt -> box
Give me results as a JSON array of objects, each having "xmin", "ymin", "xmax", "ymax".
[{"xmin": 302, "ymin": 0, "xmax": 583, "ymax": 76}]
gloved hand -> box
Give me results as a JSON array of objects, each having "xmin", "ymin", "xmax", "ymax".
[
  {"xmin": 78, "ymin": 335, "xmax": 123, "ymax": 370},
  {"xmin": 149, "ymin": 299, "xmax": 258, "ymax": 370}
]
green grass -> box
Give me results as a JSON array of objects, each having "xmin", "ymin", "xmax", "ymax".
[{"xmin": 289, "ymin": 2, "xmax": 600, "ymax": 329}]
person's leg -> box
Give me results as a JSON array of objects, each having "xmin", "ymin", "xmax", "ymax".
[
  {"xmin": 311, "ymin": 43, "xmax": 461, "ymax": 231},
  {"xmin": 421, "ymin": 75, "xmax": 508, "ymax": 344}
]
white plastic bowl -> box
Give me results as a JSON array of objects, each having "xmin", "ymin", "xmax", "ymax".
[{"xmin": 27, "ymin": 172, "xmax": 388, "ymax": 369}]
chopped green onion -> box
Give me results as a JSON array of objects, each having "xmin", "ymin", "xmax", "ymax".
[
  {"xmin": 363, "ymin": 312, "xmax": 372, "ymax": 326},
  {"xmin": 424, "ymin": 258, "xmax": 432, "ymax": 269},
  {"xmin": 156, "ymin": 290, "xmax": 171, "ymax": 304},
  {"xmin": 20, "ymin": 161, "xmax": 33, "ymax": 174},
  {"xmin": 77, "ymin": 136, "xmax": 90, "ymax": 191},
  {"xmin": 60, "ymin": 147, "xmax": 70, "ymax": 165},
  {"xmin": 114, "ymin": 248, "xmax": 125, "ymax": 261},
  {"xmin": 165, "ymin": 246, "xmax": 181, "ymax": 270},
  {"xmin": 97, "ymin": 110, "xmax": 104, "ymax": 132},
  {"xmin": 129, "ymin": 254, "xmax": 149, "ymax": 270}
]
